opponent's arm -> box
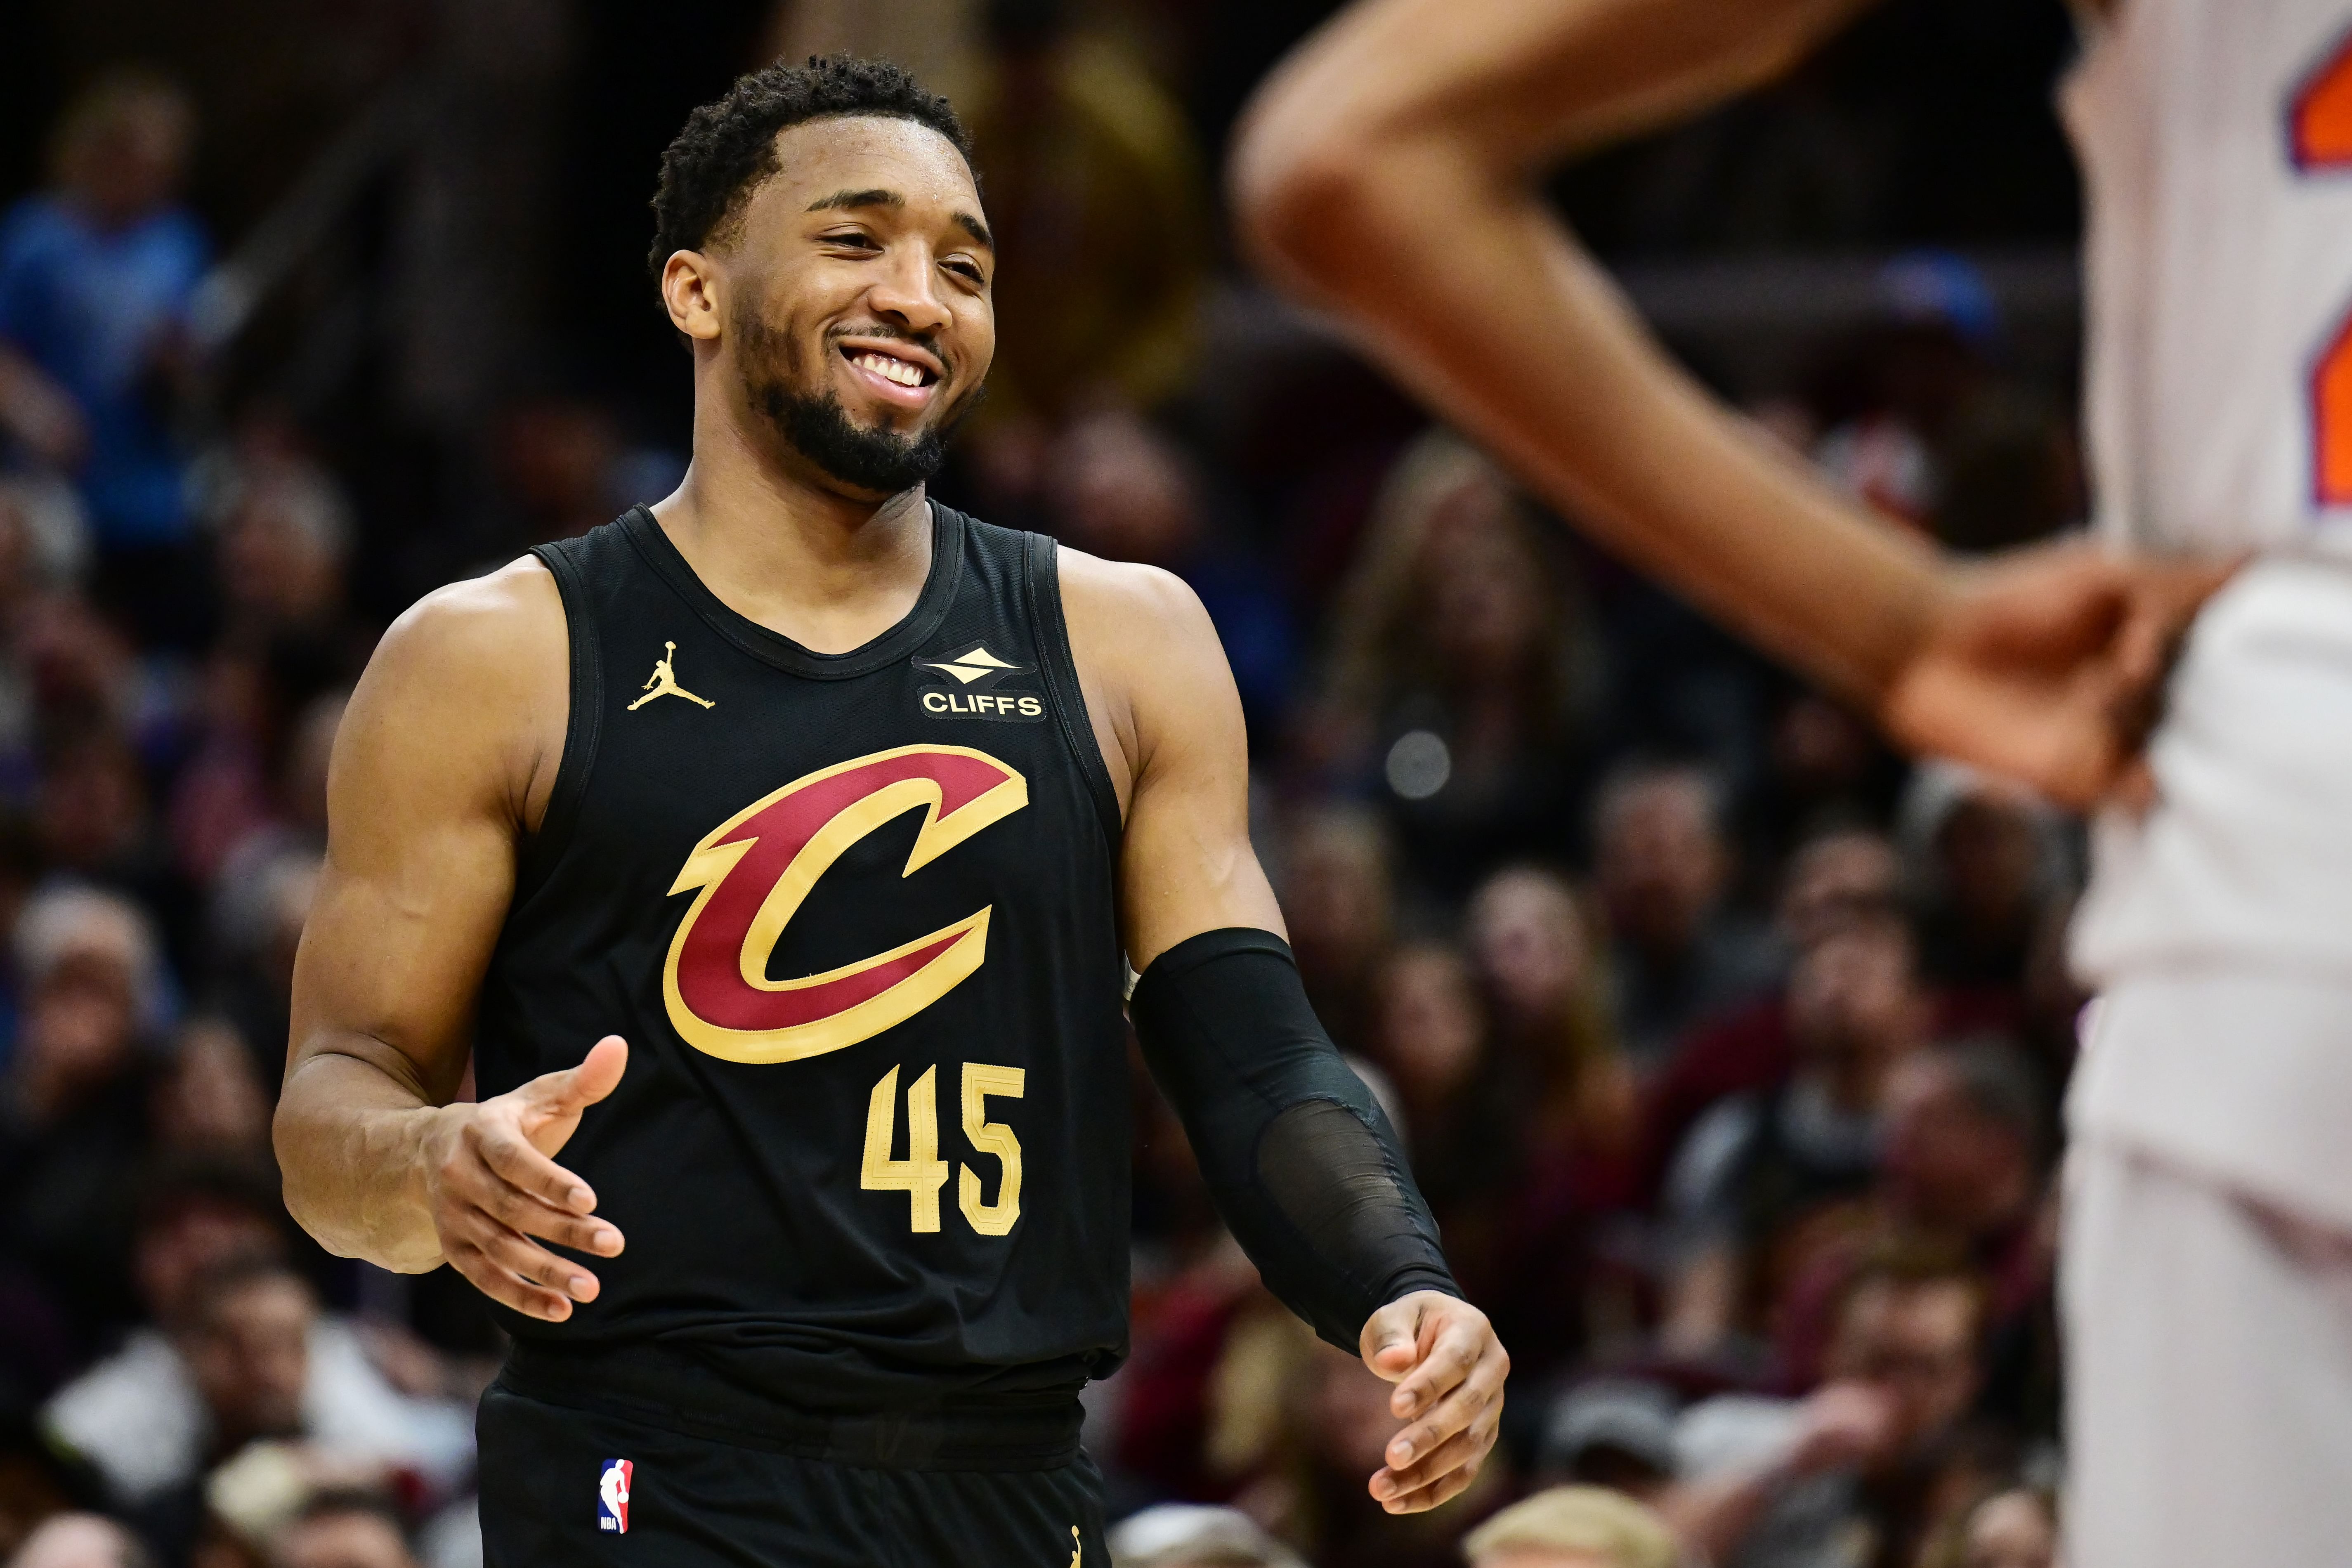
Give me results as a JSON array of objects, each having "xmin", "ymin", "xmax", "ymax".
[
  {"xmin": 1232, "ymin": 0, "xmax": 2228, "ymax": 806},
  {"xmin": 275, "ymin": 560, "xmax": 627, "ymax": 1321},
  {"xmin": 1062, "ymin": 550, "xmax": 1507, "ymax": 1514}
]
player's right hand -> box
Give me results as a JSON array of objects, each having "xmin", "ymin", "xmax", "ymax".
[
  {"xmin": 421, "ymin": 1034, "xmax": 628, "ymax": 1321},
  {"xmin": 1878, "ymin": 544, "xmax": 2239, "ymax": 811}
]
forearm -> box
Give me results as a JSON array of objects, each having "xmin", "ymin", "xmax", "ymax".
[
  {"xmin": 1130, "ymin": 928, "xmax": 1457, "ymax": 1348},
  {"xmin": 1259, "ymin": 150, "xmax": 1947, "ymax": 704},
  {"xmin": 274, "ymin": 1045, "xmax": 457, "ymax": 1273},
  {"xmin": 1236, "ymin": 0, "xmax": 1941, "ymax": 706}
]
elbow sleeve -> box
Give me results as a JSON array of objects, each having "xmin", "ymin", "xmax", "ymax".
[{"xmin": 1129, "ymin": 926, "xmax": 1460, "ymax": 1349}]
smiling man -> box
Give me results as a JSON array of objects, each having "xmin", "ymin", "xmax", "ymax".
[{"xmin": 272, "ymin": 56, "xmax": 1504, "ymax": 1567}]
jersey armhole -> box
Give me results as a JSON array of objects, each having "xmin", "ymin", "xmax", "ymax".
[
  {"xmin": 517, "ymin": 541, "xmax": 604, "ymax": 898},
  {"xmin": 1023, "ymin": 531, "xmax": 1124, "ymax": 855}
]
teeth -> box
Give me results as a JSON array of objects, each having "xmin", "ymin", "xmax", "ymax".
[{"xmin": 855, "ymin": 352, "xmax": 926, "ymax": 388}]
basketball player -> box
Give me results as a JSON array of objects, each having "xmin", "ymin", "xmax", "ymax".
[
  {"xmin": 273, "ymin": 57, "xmax": 1505, "ymax": 1566},
  {"xmin": 1234, "ymin": 1, "xmax": 2350, "ymax": 1563}
]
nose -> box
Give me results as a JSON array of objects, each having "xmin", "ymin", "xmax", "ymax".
[{"xmin": 865, "ymin": 244, "xmax": 953, "ymax": 338}]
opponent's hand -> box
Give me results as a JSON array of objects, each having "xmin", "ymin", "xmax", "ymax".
[
  {"xmin": 1880, "ymin": 544, "xmax": 2239, "ymax": 810},
  {"xmin": 1359, "ymin": 1291, "xmax": 1509, "ymax": 1514},
  {"xmin": 421, "ymin": 1035, "xmax": 628, "ymax": 1321}
]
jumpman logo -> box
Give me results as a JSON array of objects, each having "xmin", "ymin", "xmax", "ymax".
[
  {"xmin": 1068, "ymin": 1526, "xmax": 1081, "ymax": 1567},
  {"xmin": 628, "ymin": 641, "xmax": 715, "ymax": 711}
]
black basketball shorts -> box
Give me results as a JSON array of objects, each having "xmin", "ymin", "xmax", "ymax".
[{"xmin": 478, "ymin": 1383, "xmax": 1108, "ymax": 1568}]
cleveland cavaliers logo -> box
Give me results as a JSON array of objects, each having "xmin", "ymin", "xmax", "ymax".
[{"xmin": 662, "ymin": 745, "xmax": 1028, "ymax": 1063}]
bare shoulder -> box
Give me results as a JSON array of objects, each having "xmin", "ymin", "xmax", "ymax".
[
  {"xmin": 372, "ymin": 555, "xmax": 567, "ymax": 684},
  {"xmin": 343, "ymin": 556, "xmax": 570, "ymax": 824},
  {"xmin": 1055, "ymin": 545, "xmax": 1241, "ymax": 788},
  {"xmin": 1055, "ymin": 545, "xmax": 1220, "ymax": 667}
]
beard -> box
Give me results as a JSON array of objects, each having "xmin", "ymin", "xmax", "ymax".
[{"xmin": 735, "ymin": 311, "xmax": 982, "ymax": 496}]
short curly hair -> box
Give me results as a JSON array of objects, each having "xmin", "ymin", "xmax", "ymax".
[{"xmin": 647, "ymin": 54, "xmax": 973, "ymax": 278}]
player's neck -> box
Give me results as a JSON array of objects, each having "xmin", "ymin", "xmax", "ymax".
[{"xmin": 650, "ymin": 418, "xmax": 935, "ymax": 657}]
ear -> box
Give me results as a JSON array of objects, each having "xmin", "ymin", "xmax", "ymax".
[{"xmin": 661, "ymin": 250, "xmax": 724, "ymax": 343}]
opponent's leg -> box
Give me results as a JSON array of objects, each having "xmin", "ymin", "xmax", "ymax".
[{"xmin": 2064, "ymin": 1136, "xmax": 2352, "ymax": 1567}]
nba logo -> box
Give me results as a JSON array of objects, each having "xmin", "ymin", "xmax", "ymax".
[{"xmin": 596, "ymin": 1458, "xmax": 631, "ymax": 1534}]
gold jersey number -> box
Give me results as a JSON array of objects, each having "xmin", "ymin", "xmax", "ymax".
[{"xmin": 862, "ymin": 1062, "xmax": 1025, "ymax": 1236}]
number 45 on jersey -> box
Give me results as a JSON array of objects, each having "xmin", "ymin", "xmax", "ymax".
[{"xmin": 863, "ymin": 1061, "xmax": 1025, "ymax": 1236}]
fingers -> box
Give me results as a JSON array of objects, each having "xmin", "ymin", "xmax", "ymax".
[
  {"xmin": 469, "ymin": 1146, "xmax": 624, "ymax": 1257},
  {"xmin": 444, "ymin": 1217, "xmax": 601, "ymax": 1322},
  {"xmin": 529, "ymin": 1035, "xmax": 629, "ymax": 1118},
  {"xmin": 1386, "ymin": 1311, "xmax": 1485, "ymax": 1422},
  {"xmin": 477, "ymin": 1116, "xmax": 607, "ymax": 1219},
  {"xmin": 1384, "ymin": 1333, "xmax": 1508, "ymax": 1471},
  {"xmin": 1370, "ymin": 1419, "xmax": 1499, "ymax": 1513}
]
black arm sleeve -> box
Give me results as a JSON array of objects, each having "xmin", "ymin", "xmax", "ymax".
[{"xmin": 1128, "ymin": 926, "xmax": 1461, "ymax": 1350}]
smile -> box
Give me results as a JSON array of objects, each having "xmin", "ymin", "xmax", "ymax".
[
  {"xmin": 853, "ymin": 351, "xmax": 929, "ymax": 387},
  {"xmin": 838, "ymin": 341, "xmax": 942, "ymax": 408}
]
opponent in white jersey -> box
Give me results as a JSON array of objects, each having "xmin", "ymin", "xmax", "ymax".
[{"xmin": 1236, "ymin": 0, "xmax": 2352, "ymax": 1562}]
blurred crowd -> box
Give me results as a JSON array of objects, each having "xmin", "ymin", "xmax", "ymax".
[{"xmin": 0, "ymin": 4, "xmax": 2090, "ymax": 1566}]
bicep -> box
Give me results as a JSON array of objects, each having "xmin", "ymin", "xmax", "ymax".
[
  {"xmin": 1106, "ymin": 571, "xmax": 1285, "ymax": 971},
  {"xmin": 287, "ymin": 575, "xmax": 562, "ymax": 1101}
]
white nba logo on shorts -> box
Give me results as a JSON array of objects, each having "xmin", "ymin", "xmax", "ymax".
[{"xmin": 597, "ymin": 1458, "xmax": 632, "ymax": 1534}]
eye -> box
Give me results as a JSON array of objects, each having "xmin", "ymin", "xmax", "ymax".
[
  {"xmin": 944, "ymin": 258, "xmax": 986, "ymax": 284},
  {"xmin": 820, "ymin": 229, "xmax": 881, "ymax": 252}
]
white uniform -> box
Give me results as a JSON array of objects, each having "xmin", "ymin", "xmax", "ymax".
[{"xmin": 2062, "ymin": 4, "xmax": 2352, "ymax": 1561}]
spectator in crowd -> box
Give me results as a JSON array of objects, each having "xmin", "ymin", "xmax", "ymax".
[
  {"xmin": 1592, "ymin": 763, "xmax": 1781, "ymax": 1068},
  {"xmin": 1044, "ymin": 410, "xmax": 1296, "ymax": 736},
  {"xmin": 1459, "ymin": 1486, "xmax": 1681, "ymax": 1568},
  {"xmin": 203, "ymin": 846, "xmax": 322, "ymax": 1091},
  {"xmin": 1466, "ymin": 865, "xmax": 1634, "ymax": 1159},
  {"xmin": 0, "ymin": 887, "xmax": 171, "ymax": 1346},
  {"xmin": 5, "ymin": 1514, "xmax": 151, "ymax": 1568},
  {"xmin": 1773, "ymin": 1041, "xmax": 2059, "ymax": 1429},
  {"xmin": 1313, "ymin": 437, "xmax": 1594, "ymax": 898},
  {"xmin": 0, "ymin": 73, "xmax": 207, "ymax": 645},
  {"xmin": 1268, "ymin": 805, "xmax": 1395, "ymax": 1058},
  {"xmin": 1638, "ymin": 825, "xmax": 1905, "ymax": 1206},
  {"xmin": 1664, "ymin": 1251, "xmax": 1990, "ymax": 1568},
  {"xmin": 1738, "ymin": 688, "xmax": 1908, "ymax": 890},
  {"xmin": 1533, "ymin": 1381, "xmax": 1679, "ymax": 1503},
  {"xmin": 269, "ymin": 1492, "xmax": 419, "ymax": 1568},
  {"xmin": 1900, "ymin": 765, "xmax": 2065, "ymax": 1013},
  {"xmin": 1370, "ymin": 942, "xmax": 1511, "ymax": 1222},
  {"xmin": 206, "ymin": 422, "xmax": 355, "ymax": 646},
  {"xmin": 1108, "ymin": 1504, "xmax": 1307, "ymax": 1568},
  {"xmin": 1658, "ymin": 907, "xmax": 1930, "ymax": 1358},
  {"xmin": 149, "ymin": 1020, "xmax": 269, "ymax": 1159},
  {"xmin": 43, "ymin": 1256, "xmax": 472, "ymax": 1549}
]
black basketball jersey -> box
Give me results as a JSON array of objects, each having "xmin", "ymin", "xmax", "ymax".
[{"xmin": 473, "ymin": 502, "xmax": 1131, "ymax": 1429}]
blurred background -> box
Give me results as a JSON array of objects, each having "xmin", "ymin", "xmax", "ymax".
[{"xmin": 0, "ymin": 1, "xmax": 2090, "ymax": 1566}]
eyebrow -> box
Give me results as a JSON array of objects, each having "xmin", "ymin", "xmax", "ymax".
[
  {"xmin": 805, "ymin": 187, "xmax": 994, "ymax": 250},
  {"xmin": 807, "ymin": 187, "xmax": 902, "ymax": 215}
]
